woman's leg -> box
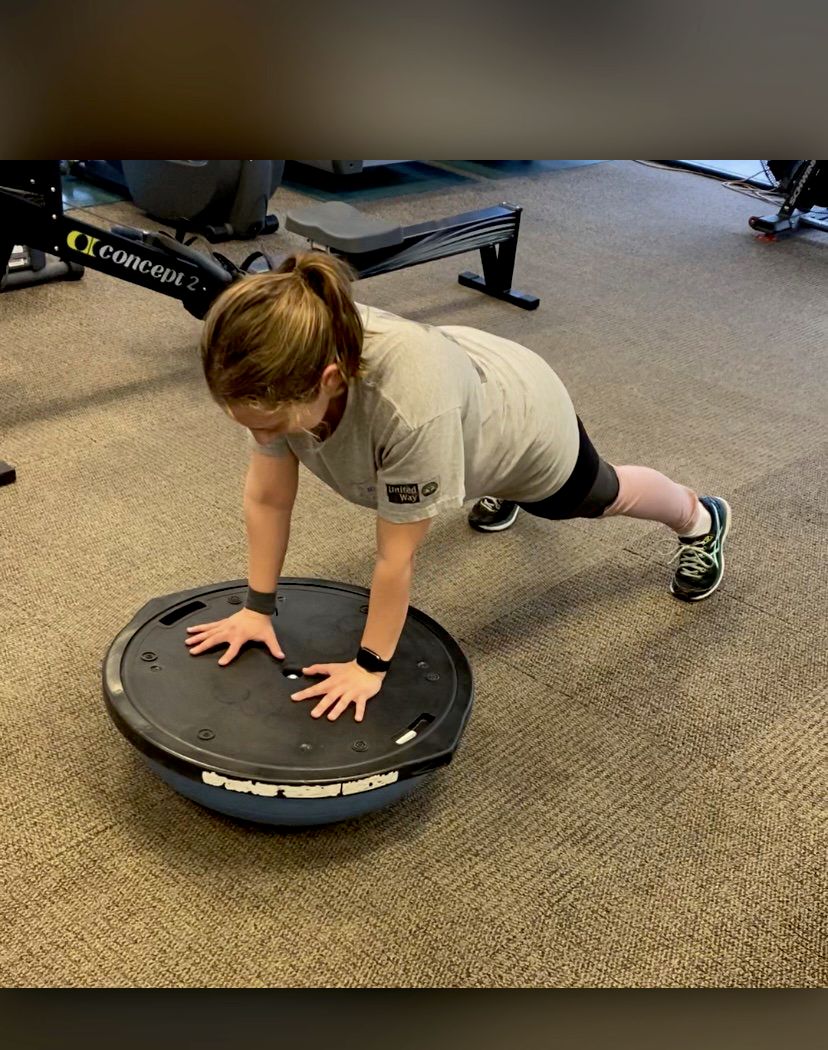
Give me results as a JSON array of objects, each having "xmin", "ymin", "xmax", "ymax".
[
  {"xmin": 515, "ymin": 421, "xmax": 731, "ymax": 601},
  {"xmin": 600, "ymin": 467, "xmax": 731, "ymax": 600},
  {"xmin": 602, "ymin": 465, "xmax": 711, "ymax": 538}
]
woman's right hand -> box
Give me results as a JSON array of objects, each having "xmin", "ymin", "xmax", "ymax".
[{"xmin": 185, "ymin": 608, "xmax": 284, "ymax": 666}]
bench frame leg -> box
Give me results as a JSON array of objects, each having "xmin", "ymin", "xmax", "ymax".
[{"xmin": 457, "ymin": 213, "xmax": 539, "ymax": 309}]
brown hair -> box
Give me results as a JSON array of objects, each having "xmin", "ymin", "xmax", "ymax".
[{"xmin": 200, "ymin": 251, "xmax": 363, "ymax": 410}]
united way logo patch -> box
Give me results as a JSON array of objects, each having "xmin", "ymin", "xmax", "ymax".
[{"xmin": 386, "ymin": 483, "xmax": 420, "ymax": 504}]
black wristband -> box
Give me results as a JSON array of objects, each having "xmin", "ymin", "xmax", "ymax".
[
  {"xmin": 356, "ymin": 646, "xmax": 391, "ymax": 673},
  {"xmin": 244, "ymin": 587, "xmax": 278, "ymax": 616}
]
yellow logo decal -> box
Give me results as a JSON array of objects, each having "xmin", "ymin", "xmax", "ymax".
[{"xmin": 66, "ymin": 230, "xmax": 100, "ymax": 256}]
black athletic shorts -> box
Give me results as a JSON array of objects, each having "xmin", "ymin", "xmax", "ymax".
[{"xmin": 516, "ymin": 417, "xmax": 619, "ymax": 520}]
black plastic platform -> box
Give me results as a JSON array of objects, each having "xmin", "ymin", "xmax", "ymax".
[{"xmin": 102, "ymin": 579, "xmax": 474, "ymax": 825}]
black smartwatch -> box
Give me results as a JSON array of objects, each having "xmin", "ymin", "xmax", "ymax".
[{"xmin": 356, "ymin": 646, "xmax": 392, "ymax": 674}]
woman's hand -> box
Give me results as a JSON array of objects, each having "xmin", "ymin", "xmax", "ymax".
[
  {"xmin": 291, "ymin": 661, "xmax": 385, "ymax": 722},
  {"xmin": 185, "ymin": 608, "xmax": 284, "ymax": 666}
]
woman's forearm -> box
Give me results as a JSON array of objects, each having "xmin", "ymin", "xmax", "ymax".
[
  {"xmin": 244, "ymin": 497, "xmax": 292, "ymax": 593},
  {"xmin": 361, "ymin": 556, "xmax": 413, "ymax": 662}
]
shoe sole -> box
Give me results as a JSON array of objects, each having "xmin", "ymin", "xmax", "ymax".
[
  {"xmin": 468, "ymin": 506, "xmax": 520, "ymax": 533},
  {"xmin": 670, "ymin": 498, "xmax": 732, "ymax": 602}
]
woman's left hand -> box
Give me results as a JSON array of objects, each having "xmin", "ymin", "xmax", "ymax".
[{"xmin": 290, "ymin": 660, "xmax": 386, "ymax": 722}]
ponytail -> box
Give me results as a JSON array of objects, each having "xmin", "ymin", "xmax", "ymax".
[{"xmin": 279, "ymin": 252, "xmax": 363, "ymax": 381}]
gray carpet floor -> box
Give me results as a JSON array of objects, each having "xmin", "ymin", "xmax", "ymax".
[{"xmin": 1, "ymin": 160, "xmax": 825, "ymax": 987}]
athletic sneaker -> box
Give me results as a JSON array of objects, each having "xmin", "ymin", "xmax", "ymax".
[
  {"xmin": 468, "ymin": 496, "xmax": 520, "ymax": 532},
  {"xmin": 669, "ymin": 496, "xmax": 732, "ymax": 602}
]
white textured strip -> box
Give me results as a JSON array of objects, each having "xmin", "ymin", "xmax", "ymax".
[
  {"xmin": 342, "ymin": 771, "xmax": 399, "ymax": 795},
  {"xmin": 201, "ymin": 768, "xmax": 399, "ymax": 798}
]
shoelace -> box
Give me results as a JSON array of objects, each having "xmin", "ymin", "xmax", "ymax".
[
  {"xmin": 669, "ymin": 540, "xmax": 716, "ymax": 580},
  {"xmin": 479, "ymin": 496, "xmax": 504, "ymax": 513}
]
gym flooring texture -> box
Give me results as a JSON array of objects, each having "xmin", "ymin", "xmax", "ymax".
[{"xmin": 1, "ymin": 160, "xmax": 825, "ymax": 988}]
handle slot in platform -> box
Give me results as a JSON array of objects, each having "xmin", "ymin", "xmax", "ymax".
[{"xmin": 159, "ymin": 600, "xmax": 207, "ymax": 626}]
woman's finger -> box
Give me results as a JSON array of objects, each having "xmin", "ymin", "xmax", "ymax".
[
  {"xmin": 291, "ymin": 680, "xmax": 331, "ymax": 701},
  {"xmin": 217, "ymin": 641, "xmax": 241, "ymax": 666},
  {"xmin": 186, "ymin": 621, "xmax": 223, "ymax": 633},
  {"xmin": 265, "ymin": 635, "xmax": 285, "ymax": 660},
  {"xmin": 185, "ymin": 630, "xmax": 215, "ymax": 645},
  {"xmin": 310, "ymin": 693, "xmax": 341, "ymax": 719},
  {"xmin": 326, "ymin": 694, "xmax": 357, "ymax": 722},
  {"xmin": 302, "ymin": 664, "xmax": 332, "ymax": 677},
  {"xmin": 188, "ymin": 635, "xmax": 223, "ymax": 656}
]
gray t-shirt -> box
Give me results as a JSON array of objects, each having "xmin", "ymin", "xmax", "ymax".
[{"xmin": 254, "ymin": 304, "xmax": 579, "ymax": 523}]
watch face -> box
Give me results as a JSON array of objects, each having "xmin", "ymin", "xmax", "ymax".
[{"xmin": 359, "ymin": 647, "xmax": 388, "ymax": 672}]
